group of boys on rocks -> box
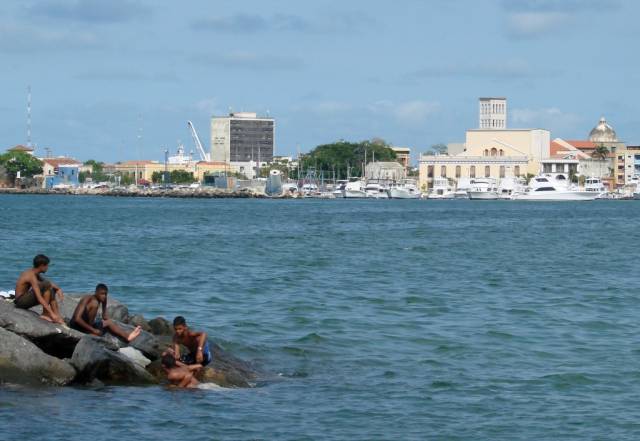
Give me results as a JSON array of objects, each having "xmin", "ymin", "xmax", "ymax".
[{"xmin": 13, "ymin": 254, "xmax": 212, "ymax": 388}]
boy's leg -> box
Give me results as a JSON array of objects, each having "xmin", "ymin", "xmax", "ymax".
[{"xmin": 103, "ymin": 319, "xmax": 142, "ymax": 342}]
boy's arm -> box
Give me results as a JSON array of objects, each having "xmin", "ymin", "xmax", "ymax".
[
  {"xmin": 29, "ymin": 273, "xmax": 55, "ymax": 317},
  {"xmin": 173, "ymin": 336, "xmax": 181, "ymax": 360},
  {"xmin": 72, "ymin": 298, "xmax": 101, "ymax": 335},
  {"xmin": 195, "ymin": 331, "xmax": 208, "ymax": 363},
  {"xmin": 178, "ymin": 372, "xmax": 194, "ymax": 388},
  {"xmin": 101, "ymin": 298, "xmax": 108, "ymax": 321},
  {"xmin": 48, "ymin": 280, "xmax": 64, "ymax": 300},
  {"xmin": 187, "ymin": 364, "xmax": 203, "ymax": 372}
]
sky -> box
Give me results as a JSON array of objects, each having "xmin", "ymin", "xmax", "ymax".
[{"xmin": 1, "ymin": 0, "xmax": 639, "ymax": 164}]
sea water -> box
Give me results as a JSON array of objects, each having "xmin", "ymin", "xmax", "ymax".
[{"xmin": 1, "ymin": 195, "xmax": 640, "ymax": 440}]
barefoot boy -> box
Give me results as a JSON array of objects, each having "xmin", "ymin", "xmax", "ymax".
[
  {"xmin": 14, "ymin": 254, "xmax": 64, "ymax": 323},
  {"xmin": 70, "ymin": 283, "xmax": 141, "ymax": 341},
  {"xmin": 172, "ymin": 316, "xmax": 212, "ymax": 366},
  {"xmin": 161, "ymin": 353, "xmax": 201, "ymax": 388}
]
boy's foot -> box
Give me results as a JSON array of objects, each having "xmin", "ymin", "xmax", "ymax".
[
  {"xmin": 127, "ymin": 326, "xmax": 142, "ymax": 342},
  {"xmin": 39, "ymin": 314, "xmax": 54, "ymax": 323}
]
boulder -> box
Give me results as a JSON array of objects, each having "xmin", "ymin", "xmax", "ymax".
[
  {"xmin": 109, "ymin": 322, "xmax": 172, "ymax": 361},
  {"xmin": 128, "ymin": 314, "xmax": 151, "ymax": 332},
  {"xmin": 148, "ymin": 316, "xmax": 173, "ymax": 336},
  {"xmin": 207, "ymin": 342, "xmax": 258, "ymax": 387},
  {"xmin": 0, "ymin": 327, "xmax": 76, "ymax": 386},
  {"xmin": 118, "ymin": 347, "xmax": 151, "ymax": 368},
  {"xmin": 0, "ymin": 299, "xmax": 84, "ymax": 358},
  {"xmin": 70, "ymin": 335, "xmax": 156, "ymax": 385}
]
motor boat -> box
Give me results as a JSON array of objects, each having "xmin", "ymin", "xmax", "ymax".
[
  {"xmin": 332, "ymin": 180, "xmax": 348, "ymax": 198},
  {"xmin": 467, "ymin": 178, "xmax": 499, "ymax": 200},
  {"xmin": 512, "ymin": 173, "xmax": 598, "ymax": 201},
  {"xmin": 584, "ymin": 177, "xmax": 608, "ymax": 198},
  {"xmin": 497, "ymin": 177, "xmax": 526, "ymax": 200},
  {"xmin": 388, "ymin": 179, "xmax": 420, "ymax": 199},
  {"xmin": 427, "ymin": 177, "xmax": 455, "ymax": 199},
  {"xmin": 365, "ymin": 182, "xmax": 390, "ymax": 199},
  {"xmin": 344, "ymin": 179, "xmax": 367, "ymax": 198}
]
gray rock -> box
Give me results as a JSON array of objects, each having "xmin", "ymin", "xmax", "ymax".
[
  {"xmin": 148, "ymin": 317, "xmax": 173, "ymax": 336},
  {"xmin": 118, "ymin": 347, "xmax": 151, "ymax": 368},
  {"xmin": 70, "ymin": 335, "xmax": 156, "ymax": 385},
  {"xmin": 0, "ymin": 299, "xmax": 84, "ymax": 358},
  {"xmin": 208, "ymin": 341, "xmax": 258, "ymax": 387},
  {"xmin": 128, "ymin": 314, "xmax": 151, "ymax": 332},
  {"xmin": 0, "ymin": 327, "xmax": 76, "ymax": 386}
]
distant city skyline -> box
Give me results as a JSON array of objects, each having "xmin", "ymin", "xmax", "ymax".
[{"xmin": 1, "ymin": 0, "xmax": 638, "ymax": 163}]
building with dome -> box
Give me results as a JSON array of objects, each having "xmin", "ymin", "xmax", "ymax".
[{"xmin": 589, "ymin": 117, "xmax": 618, "ymax": 143}]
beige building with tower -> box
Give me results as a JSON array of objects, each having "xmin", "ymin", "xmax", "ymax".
[{"xmin": 419, "ymin": 128, "xmax": 550, "ymax": 190}]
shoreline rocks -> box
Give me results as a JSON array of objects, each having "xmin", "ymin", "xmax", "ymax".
[
  {"xmin": 0, "ymin": 295, "xmax": 259, "ymax": 388},
  {"xmin": 0, "ymin": 187, "xmax": 269, "ymax": 199}
]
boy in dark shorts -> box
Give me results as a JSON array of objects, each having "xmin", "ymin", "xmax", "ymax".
[
  {"xmin": 70, "ymin": 283, "xmax": 141, "ymax": 341},
  {"xmin": 172, "ymin": 316, "xmax": 212, "ymax": 366},
  {"xmin": 14, "ymin": 254, "xmax": 64, "ymax": 324}
]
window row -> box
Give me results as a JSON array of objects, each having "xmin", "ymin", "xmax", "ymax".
[{"xmin": 427, "ymin": 165, "xmax": 520, "ymax": 178}]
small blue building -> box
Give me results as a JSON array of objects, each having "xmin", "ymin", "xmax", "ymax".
[{"xmin": 44, "ymin": 163, "xmax": 80, "ymax": 189}]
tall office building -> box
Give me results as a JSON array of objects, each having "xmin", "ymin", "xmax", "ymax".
[
  {"xmin": 210, "ymin": 112, "xmax": 275, "ymax": 163},
  {"xmin": 479, "ymin": 97, "xmax": 507, "ymax": 129}
]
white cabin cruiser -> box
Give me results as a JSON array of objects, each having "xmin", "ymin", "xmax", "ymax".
[
  {"xmin": 512, "ymin": 173, "xmax": 598, "ymax": 201},
  {"xmin": 584, "ymin": 177, "xmax": 607, "ymax": 198},
  {"xmin": 427, "ymin": 178, "xmax": 455, "ymax": 199},
  {"xmin": 467, "ymin": 178, "xmax": 499, "ymax": 200},
  {"xmin": 388, "ymin": 179, "xmax": 420, "ymax": 199},
  {"xmin": 344, "ymin": 179, "xmax": 367, "ymax": 198},
  {"xmin": 497, "ymin": 177, "xmax": 526, "ymax": 200},
  {"xmin": 365, "ymin": 182, "xmax": 390, "ymax": 199}
]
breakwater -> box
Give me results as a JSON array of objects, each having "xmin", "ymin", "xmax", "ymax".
[{"xmin": 0, "ymin": 186, "xmax": 269, "ymax": 198}]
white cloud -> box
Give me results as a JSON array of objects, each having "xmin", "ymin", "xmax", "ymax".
[
  {"xmin": 0, "ymin": 24, "xmax": 98, "ymax": 52},
  {"xmin": 511, "ymin": 107, "xmax": 583, "ymax": 134},
  {"xmin": 506, "ymin": 12, "xmax": 569, "ymax": 38}
]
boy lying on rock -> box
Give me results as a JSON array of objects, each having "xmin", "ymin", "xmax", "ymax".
[
  {"xmin": 161, "ymin": 353, "xmax": 201, "ymax": 388},
  {"xmin": 70, "ymin": 283, "xmax": 142, "ymax": 342},
  {"xmin": 14, "ymin": 254, "xmax": 65, "ymax": 324},
  {"xmin": 172, "ymin": 316, "xmax": 212, "ymax": 366}
]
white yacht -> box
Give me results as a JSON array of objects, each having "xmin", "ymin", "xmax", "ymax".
[
  {"xmin": 427, "ymin": 177, "xmax": 455, "ymax": 199},
  {"xmin": 365, "ymin": 182, "xmax": 390, "ymax": 199},
  {"xmin": 512, "ymin": 173, "xmax": 598, "ymax": 201},
  {"xmin": 344, "ymin": 179, "xmax": 367, "ymax": 198},
  {"xmin": 584, "ymin": 177, "xmax": 607, "ymax": 198},
  {"xmin": 467, "ymin": 178, "xmax": 499, "ymax": 200},
  {"xmin": 452, "ymin": 177, "xmax": 472, "ymax": 199},
  {"xmin": 497, "ymin": 177, "xmax": 526, "ymax": 199},
  {"xmin": 332, "ymin": 180, "xmax": 348, "ymax": 198},
  {"xmin": 388, "ymin": 179, "xmax": 420, "ymax": 199}
]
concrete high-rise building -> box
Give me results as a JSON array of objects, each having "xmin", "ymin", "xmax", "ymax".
[
  {"xmin": 210, "ymin": 112, "xmax": 275, "ymax": 163},
  {"xmin": 479, "ymin": 97, "xmax": 507, "ymax": 129}
]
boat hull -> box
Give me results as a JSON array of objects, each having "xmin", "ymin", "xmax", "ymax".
[
  {"xmin": 388, "ymin": 188, "xmax": 420, "ymax": 199},
  {"xmin": 344, "ymin": 190, "xmax": 367, "ymax": 198},
  {"xmin": 512, "ymin": 191, "xmax": 598, "ymax": 201},
  {"xmin": 468, "ymin": 191, "xmax": 499, "ymax": 200}
]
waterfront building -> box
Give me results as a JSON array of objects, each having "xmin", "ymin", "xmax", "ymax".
[
  {"xmin": 41, "ymin": 157, "xmax": 81, "ymax": 188},
  {"xmin": 419, "ymin": 128, "xmax": 549, "ymax": 191},
  {"xmin": 478, "ymin": 97, "xmax": 507, "ymax": 129},
  {"xmin": 210, "ymin": 112, "xmax": 275, "ymax": 164},
  {"xmin": 7, "ymin": 145, "xmax": 35, "ymax": 156},
  {"xmin": 366, "ymin": 161, "xmax": 405, "ymax": 181},
  {"xmin": 113, "ymin": 160, "xmax": 228, "ymax": 184},
  {"xmin": 391, "ymin": 147, "xmax": 411, "ymax": 173}
]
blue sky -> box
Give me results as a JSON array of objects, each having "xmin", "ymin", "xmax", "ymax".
[{"xmin": 1, "ymin": 0, "xmax": 638, "ymax": 163}]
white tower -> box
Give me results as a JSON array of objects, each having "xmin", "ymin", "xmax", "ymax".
[{"xmin": 479, "ymin": 97, "xmax": 507, "ymax": 129}]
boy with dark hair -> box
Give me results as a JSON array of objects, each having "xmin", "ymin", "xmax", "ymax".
[
  {"xmin": 172, "ymin": 316, "xmax": 212, "ymax": 366},
  {"xmin": 70, "ymin": 284, "xmax": 142, "ymax": 341},
  {"xmin": 14, "ymin": 254, "xmax": 64, "ymax": 323},
  {"xmin": 161, "ymin": 353, "xmax": 201, "ymax": 388}
]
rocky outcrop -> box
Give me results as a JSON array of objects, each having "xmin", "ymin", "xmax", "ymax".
[
  {"xmin": 0, "ymin": 327, "xmax": 76, "ymax": 386},
  {"xmin": 71, "ymin": 336, "xmax": 156, "ymax": 385},
  {"xmin": 0, "ymin": 299, "xmax": 84, "ymax": 358},
  {"xmin": 0, "ymin": 295, "xmax": 259, "ymax": 388}
]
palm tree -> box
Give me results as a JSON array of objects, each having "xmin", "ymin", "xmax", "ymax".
[{"xmin": 593, "ymin": 144, "xmax": 609, "ymax": 160}]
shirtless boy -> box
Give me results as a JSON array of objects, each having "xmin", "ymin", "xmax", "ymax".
[
  {"xmin": 70, "ymin": 283, "xmax": 141, "ymax": 341},
  {"xmin": 161, "ymin": 353, "xmax": 201, "ymax": 388},
  {"xmin": 172, "ymin": 316, "xmax": 212, "ymax": 366},
  {"xmin": 14, "ymin": 254, "xmax": 64, "ymax": 323}
]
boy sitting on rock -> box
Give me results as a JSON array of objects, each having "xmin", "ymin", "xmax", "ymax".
[
  {"xmin": 70, "ymin": 283, "xmax": 142, "ymax": 342},
  {"xmin": 14, "ymin": 254, "xmax": 65, "ymax": 324},
  {"xmin": 161, "ymin": 353, "xmax": 201, "ymax": 388},
  {"xmin": 172, "ymin": 316, "xmax": 212, "ymax": 366}
]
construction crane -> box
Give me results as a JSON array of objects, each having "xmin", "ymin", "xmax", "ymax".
[{"xmin": 187, "ymin": 121, "xmax": 211, "ymax": 162}]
